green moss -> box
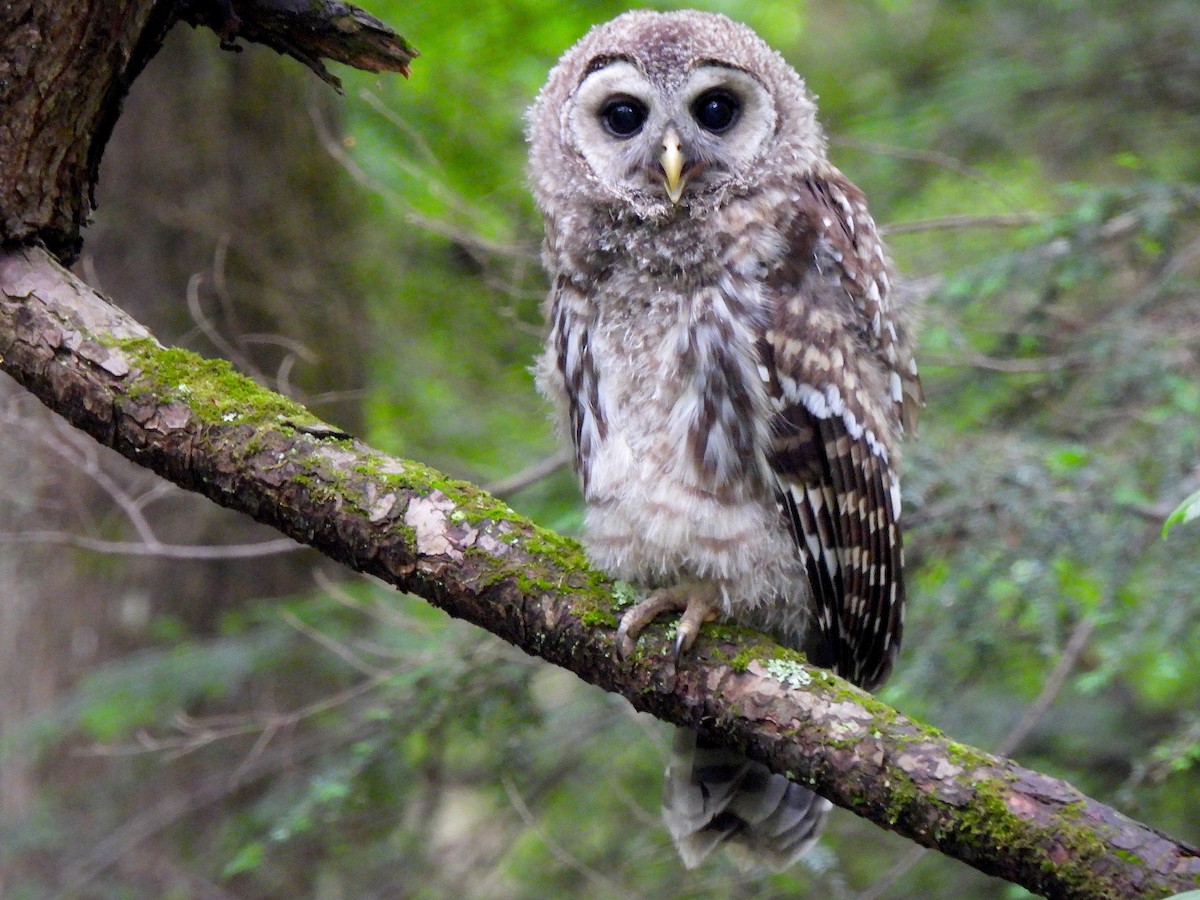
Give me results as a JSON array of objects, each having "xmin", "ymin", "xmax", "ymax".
[
  {"xmin": 580, "ymin": 608, "xmax": 618, "ymax": 628},
  {"xmin": 611, "ymin": 581, "xmax": 638, "ymax": 609},
  {"xmin": 115, "ymin": 341, "xmax": 626, "ymax": 631},
  {"xmin": 878, "ymin": 774, "xmax": 921, "ymax": 825},
  {"xmin": 350, "ymin": 454, "xmax": 535, "ymax": 533},
  {"xmin": 325, "ymin": 451, "xmax": 609, "ymax": 607},
  {"xmin": 524, "ymin": 528, "xmax": 601, "ymax": 585},
  {"xmin": 942, "ymin": 784, "xmax": 1110, "ymax": 892},
  {"xmin": 941, "ymin": 739, "xmax": 980, "ymax": 767},
  {"xmin": 729, "ymin": 646, "xmax": 758, "ymax": 673},
  {"xmin": 1110, "ymin": 847, "xmax": 1144, "ymax": 866},
  {"xmin": 115, "ymin": 338, "xmax": 321, "ymax": 429}
]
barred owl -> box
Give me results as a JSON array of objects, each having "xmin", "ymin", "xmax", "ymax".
[{"xmin": 528, "ymin": 10, "xmax": 921, "ymax": 869}]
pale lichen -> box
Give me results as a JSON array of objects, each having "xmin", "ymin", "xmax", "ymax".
[
  {"xmin": 611, "ymin": 581, "xmax": 638, "ymax": 609},
  {"xmin": 763, "ymin": 658, "xmax": 813, "ymax": 689},
  {"xmin": 404, "ymin": 494, "xmax": 461, "ymax": 559}
]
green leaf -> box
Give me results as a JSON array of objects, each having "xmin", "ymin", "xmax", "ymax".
[
  {"xmin": 1163, "ymin": 489, "xmax": 1200, "ymax": 538},
  {"xmin": 222, "ymin": 841, "xmax": 265, "ymax": 878}
]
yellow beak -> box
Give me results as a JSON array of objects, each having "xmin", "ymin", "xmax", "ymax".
[{"xmin": 660, "ymin": 127, "xmax": 687, "ymax": 205}]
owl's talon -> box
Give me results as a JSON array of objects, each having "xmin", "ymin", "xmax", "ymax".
[
  {"xmin": 673, "ymin": 593, "xmax": 720, "ymax": 662},
  {"xmin": 616, "ymin": 588, "xmax": 686, "ymax": 658},
  {"xmin": 616, "ymin": 585, "xmax": 720, "ymax": 661},
  {"xmin": 615, "ymin": 626, "xmax": 638, "ymax": 660},
  {"xmin": 672, "ymin": 629, "xmax": 692, "ymax": 663}
]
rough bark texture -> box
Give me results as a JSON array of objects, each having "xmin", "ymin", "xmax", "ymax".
[
  {"xmin": 0, "ymin": 1, "xmax": 173, "ymax": 258},
  {"xmin": 0, "ymin": 0, "xmax": 415, "ymax": 258},
  {"xmin": 1, "ymin": 245, "xmax": 1198, "ymax": 899},
  {"xmin": 178, "ymin": 0, "xmax": 418, "ymax": 89}
]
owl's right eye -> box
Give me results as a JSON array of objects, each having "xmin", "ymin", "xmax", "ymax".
[{"xmin": 600, "ymin": 97, "xmax": 647, "ymax": 137}]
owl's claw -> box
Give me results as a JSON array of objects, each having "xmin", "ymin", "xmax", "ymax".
[
  {"xmin": 673, "ymin": 593, "xmax": 721, "ymax": 661},
  {"xmin": 616, "ymin": 584, "xmax": 721, "ymax": 660}
]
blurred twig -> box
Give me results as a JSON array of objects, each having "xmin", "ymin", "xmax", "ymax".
[
  {"xmin": 831, "ymin": 135, "xmax": 1022, "ymax": 209},
  {"xmin": 483, "ymin": 450, "xmax": 571, "ymax": 497},
  {"xmin": 0, "ymin": 529, "xmax": 301, "ymax": 559},
  {"xmin": 0, "ymin": 406, "xmax": 304, "ymax": 560},
  {"xmin": 880, "ymin": 212, "xmax": 1042, "ymax": 236},
  {"xmin": 502, "ymin": 775, "xmax": 638, "ymax": 898},
  {"xmin": 310, "ymin": 95, "xmax": 540, "ymax": 264}
]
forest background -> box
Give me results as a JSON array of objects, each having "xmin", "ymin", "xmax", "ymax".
[{"xmin": 2, "ymin": 1, "xmax": 1199, "ymax": 897}]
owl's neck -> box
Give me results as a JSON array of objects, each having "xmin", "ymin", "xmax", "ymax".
[{"xmin": 570, "ymin": 200, "xmax": 747, "ymax": 286}]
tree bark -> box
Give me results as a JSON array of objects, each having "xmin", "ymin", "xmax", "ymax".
[
  {"xmin": 0, "ymin": 2, "xmax": 173, "ymax": 258},
  {"xmin": 0, "ymin": 0, "xmax": 415, "ymax": 259},
  {"xmin": 0, "ymin": 3, "xmax": 1198, "ymax": 898}
]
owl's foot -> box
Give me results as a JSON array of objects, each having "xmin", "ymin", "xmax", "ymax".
[{"xmin": 616, "ymin": 583, "xmax": 721, "ymax": 661}]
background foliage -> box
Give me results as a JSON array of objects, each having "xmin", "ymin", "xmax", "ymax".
[{"xmin": 2, "ymin": 1, "xmax": 1198, "ymax": 897}]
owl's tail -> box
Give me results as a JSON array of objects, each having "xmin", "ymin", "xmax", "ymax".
[{"xmin": 662, "ymin": 727, "xmax": 831, "ymax": 870}]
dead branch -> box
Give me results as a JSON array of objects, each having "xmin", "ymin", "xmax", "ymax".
[{"xmin": 178, "ymin": 0, "xmax": 418, "ymax": 90}]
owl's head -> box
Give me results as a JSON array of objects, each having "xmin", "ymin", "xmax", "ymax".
[{"xmin": 528, "ymin": 11, "xmax": 825, "ymax": 222}]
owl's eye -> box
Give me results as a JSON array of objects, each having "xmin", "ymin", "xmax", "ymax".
[
  {"xmin": 692, "ymin": 90, "xmax": 740, "ymax": 133},
  {"xmin": 600, "ymin": 97, "xmax": 647, "ymax": 137}
]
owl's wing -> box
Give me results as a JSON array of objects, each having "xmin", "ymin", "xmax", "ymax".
[{"xmin": 760, "ymin": 170, "xmax": 921, "ymax": 691}]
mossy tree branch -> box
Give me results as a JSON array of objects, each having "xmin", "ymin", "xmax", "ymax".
[
  {"xmin": 1, "ymin": 2, "xmax": 1198, "ymax": 897},
  {"xmin": 2, "ymin": 245, "xmax": 1199, "ymax": 899}
]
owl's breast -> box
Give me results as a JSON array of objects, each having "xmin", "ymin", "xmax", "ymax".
[
  {"xmin": 586, "ymin": 275, "xmax": 771, "ymax": 493},
  {"xmin": 577, "ymin": 274, "xmax": 798, "ymax": 597}
]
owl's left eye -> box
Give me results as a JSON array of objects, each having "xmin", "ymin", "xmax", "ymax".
[{"xmin": 692, "ymin": 90, "xmax": 740, "ymax": 133}]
